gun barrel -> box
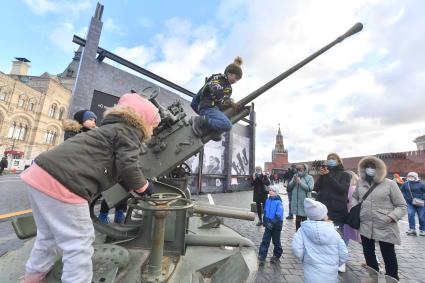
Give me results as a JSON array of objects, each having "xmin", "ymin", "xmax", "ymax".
[
  {"xmin": 237, "ymin": 22, "xmax": 363, "ymax": 107},
  {"xmin": 193, "ymin": 204, "xmax": 255, "ymax": 221}
]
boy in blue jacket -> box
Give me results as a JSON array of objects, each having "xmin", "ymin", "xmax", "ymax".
[{"xmin": 258, "ymin": 186, "xmax": 284, "ymax": 264}]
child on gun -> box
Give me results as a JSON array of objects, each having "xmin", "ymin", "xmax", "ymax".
[
  {"xmin": 292, "ymin": 198, "xmax": 348, "ymax": 283},
  {"xmin": 258, "ymin": 186, "xmax": 284, "ymax": 265},
  {"xmin": 20, "ymin": 93, "xmax": 160, "ymax": 283}
]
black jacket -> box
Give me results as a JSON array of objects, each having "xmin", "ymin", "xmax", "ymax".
[
  {"xmin": 314, "ymin": 165, "xmax": 351, "ymax": 223},
  {"xmin": 63, "ymin": 119, "xmax": 91, "ymax": 141},
  {"xmin": 252, "ymin": 173, "xmax": 270, "ymax": 203},
  {"xmin": 35, "ymin": 108, "xmax": 148, "ymax": 200}
]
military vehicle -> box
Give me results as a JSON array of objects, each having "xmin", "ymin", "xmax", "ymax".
[{"xmin": 0, "ymin": 3, "xmax": 363, "ymax": 282}]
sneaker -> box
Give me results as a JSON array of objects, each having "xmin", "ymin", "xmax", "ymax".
[
  {"xmin": 270, "ymin": 256, "xmax": 280, "ymax": 264},
  {"xmin": 114, "ymin": 210, "xmax": 125, "ymax": 224},
  {"xmin": 406, "ymin": 229, "xmax": 417, "ymax": 236},
  {"xmin": 419, "ymin": 230, "xmax": 425, "ymax": 236},
  {"xmin": 98, "ymin": 212, "xmax": 111, "ymax": 224},
  {"xmin": 338, "ymin": 263, "xmax": 346, "ymax": 273},
  {"xmin": 256, "ymin": 221, "xmax": 263, "ymax": 226}
]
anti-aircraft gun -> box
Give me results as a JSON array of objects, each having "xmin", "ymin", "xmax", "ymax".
[{"xmin": 0, "ymin": 3, "xmax": 363, "ymax": 281}]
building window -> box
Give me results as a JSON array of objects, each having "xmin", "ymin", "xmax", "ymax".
[
  {"xmin": 0, "ymin": 86, "xmax": 9, "ymax": 101},
  {"xmin": 28, "ymin": 101, "xmax": 35, "ymax": 112},
  {"xmin": 48, "ymin": 103, "xmax": 57, "ymax": 118},
  {"xmin": 18, "ymin": 94, "xmax": 27, "ymax": 108},
  {"xmin": 58, "ymin": 107, "xmax": 65, "ymax": 120},
  {"xmin": 7, "ymin": 122, "xmax": 28, "ymax": 141},
  {"xmin": 44, "ymin": 130, "xmax": 57, "ymax": 145}
]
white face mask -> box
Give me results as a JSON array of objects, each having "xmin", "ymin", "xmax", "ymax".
[
  {"xmin": 365, "ymin": 168, "xmax": 376, "ymax": 177},
  {"xmin": 407, "ymin": 177, "xmax": 415, "ymax": 181}
]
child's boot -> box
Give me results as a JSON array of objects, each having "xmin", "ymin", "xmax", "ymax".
[
  {"xmin": 98, "ymin": 212, "xmax": 110, "ymax": 224},
  {"xmin": 191, "ymin": 116, "xmax": 209, "ymax": 137},
  {"xmin": 114, "ymin": 210, "xmax": 125, "ymax": 224}
]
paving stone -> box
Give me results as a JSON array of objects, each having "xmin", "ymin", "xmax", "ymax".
[{"xmin": 193, "ymin": 185, "xmax": 425, "ymax": 283}]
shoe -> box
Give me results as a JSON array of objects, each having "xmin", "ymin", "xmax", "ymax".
[
  {"xmin": 19, "ymin": 272, "xmax": 48, "ymax": 283},
  {"xmin": 114, "ymin": 210, "xmax": 125, "ymax": 224},
  {"xmin": 270, "ymin": 256, "xmax": 280, "ymax": 264},
  {"xmin": 98, "ymin": 212, "xmax": 111, "ymax": 224},
  {"xmin": 258, "ymin": 257, "xmax": 265, "ymax": 266},
  {"xmin": 256, "ymin": 221, "xmax": 263, "ymax": 226},
  {"xmin": 191, "ymin": 116, "xmax": 209, "ymax": 137},
  {"xmin": 286, "ymin": 215, "xmax": 293, "ymax": 220},
  {"xmin": 406, "ymin": 229, "xmax": 417, "ymax": 236},
  {"xmin": 338, "ymin": 263, "xmax": 346, "ymax": 273},
  {"xmin": 419, "ymin": 230, "xmax": 425, "ymax": 236}
]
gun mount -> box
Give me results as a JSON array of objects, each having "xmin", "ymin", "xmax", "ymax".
[{"xmin": 0, "ymin": 2, "xmax": 363, "ymax": 282}]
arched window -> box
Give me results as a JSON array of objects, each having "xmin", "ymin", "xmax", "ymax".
[
  {"xmin": 7, "ymin": 121, "xmax": 28, "ymax": 141},
  {"xmin": 58, "ymin": 107, "xmax": 65, "ymax": 120},
  {"xmin": 0, "ymin": 85, "xmax": 9, "ymax": 101},
  {"xmin": 44, "ymin": 130, "xmax": 57, "ymax": 145},
  {"xmin": 27, "ymin": 98, "xmax": 37, "ymax": 112},
  {"xmin": 48, "ymin": 103, "xmax": 57, "ymax": 118},
  {"xmin": 18, "ymin": 94, "xmax": 27, "ymax": 108}
]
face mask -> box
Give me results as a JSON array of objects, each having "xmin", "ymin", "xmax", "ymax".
[
  {"xmin": 297, "ymin": 170, "xmax": 304, "ymax": 176},
  {"xmin": 407, "ymin": 177, "xmax": 415, "ymax": 181},
  {"xmin": 327, "ymin": 160, "xmax": 337, "ymax": 167},
  {"xmin": 365, "ymin": 168, "xmax": 376, "ymax": 177}
]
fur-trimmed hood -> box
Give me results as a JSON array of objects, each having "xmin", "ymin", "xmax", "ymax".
[
  {"xmin": 102, "ymin": 106, "xmax": 150, "ymax": 140},
  {"xmin": 358, "ymin": 156, "xmax": 387, "ymax": 183},
  {"xmin": 62, "ymin": 119, "xmax": 82, "ymax": 133}
]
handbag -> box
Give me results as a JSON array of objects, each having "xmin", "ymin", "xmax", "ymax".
[
  {"xmin": 408, "ymin": 182, "xmax": 425, "ymax": 207},
  {"xmin": 345, "ymin": 183, "xmax": 378, "ymax": 229}
]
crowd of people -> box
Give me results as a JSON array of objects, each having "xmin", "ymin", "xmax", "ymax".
[{"xmin": 252, "ymin": 152, "xmax": 425, "ymax": 282}]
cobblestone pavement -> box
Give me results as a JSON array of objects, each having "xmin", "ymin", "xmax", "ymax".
[{"xmin": 192, "ymin": 184, "xmax": 425, "ymax": 283}]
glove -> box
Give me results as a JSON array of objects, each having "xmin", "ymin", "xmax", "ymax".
[{"xmin": 230, "ymin": 100, "xmax": 241, "ymax": 112}]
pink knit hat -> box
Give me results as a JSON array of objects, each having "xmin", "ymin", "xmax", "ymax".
[{"xmin": 117, "ymin": 93, "xmax": 161, "ymax": 126}]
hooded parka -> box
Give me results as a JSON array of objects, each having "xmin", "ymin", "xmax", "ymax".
[
  {"xmin": 35, "ymin": 107, "xmax": 149, "ymax": 200},
  {"xmin": 352, "ymin": 156, "xmax": 407, "ymax": 245}
]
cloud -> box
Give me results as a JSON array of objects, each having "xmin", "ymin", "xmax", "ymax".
[
  {"xmin": 104, "ymin": 18, "xmax": 126, "ymax": 36},
  {"xmin": 49, "ymin": 23, "xmax": 87, "ymax": 52},
  {"xmin": 84, "ymin": 0, "xmax": 425, "ymax": 165},
  {"xmin": 23, "ymin": 0, "xmax": 91, "ymax": 18}
]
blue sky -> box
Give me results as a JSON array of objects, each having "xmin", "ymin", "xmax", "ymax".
[{"xmin": 1, "ymin": 0, "xmax": 425, "ymax": 165}]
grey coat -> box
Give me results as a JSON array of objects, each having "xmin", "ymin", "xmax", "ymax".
[{"xmin": 352, "ymin": 156, "xmax": 407, "ymax": 245}]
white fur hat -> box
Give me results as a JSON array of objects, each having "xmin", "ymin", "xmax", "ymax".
[{"xmin": 304, "ymin": 198, "xmax": 328, "ymax": 221}]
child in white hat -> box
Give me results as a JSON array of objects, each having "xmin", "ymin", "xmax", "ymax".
[{"xmin": 292, "ymin": 198, "xmax": 348, "ymax": 283}]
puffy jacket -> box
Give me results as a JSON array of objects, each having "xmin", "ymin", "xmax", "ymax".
[
  {"xmin": 314, "ymin": 165, "xmax": 351, "ymax": 223},
  {"xmin": 400, "ymin": 180, "xmax": 425, "ymax": 204},
  {"xmin": 191, "ymin": 73, "xmax": 232, "ymax": 113},
  {"xmin": 352, "ymin": 156, "xmax": 407, "ymax": 245},
  {"xmin": 63, "ymin": 119, "xmax": 91, "ymax": 141},
  {"xmin": 264, "ymin": 195, "xmax": 284, "ymax": 223},
  {"xmin": 35, "ymin": 107, "xmax": 148, "ymax": 200},
  {"xmin": 292, "ymin": 220, "xmax": 348, "ymax": 283}
]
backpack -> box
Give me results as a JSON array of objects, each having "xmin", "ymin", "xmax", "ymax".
[{"xmin": 190, "ymin": 74, "xmax": 216, "ymax": 114}]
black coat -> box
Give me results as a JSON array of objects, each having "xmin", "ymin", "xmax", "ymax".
[
  {"xmin": 314, "ymin": 165, "xmax": 351, "ymax": 223},
  {"xmin": 252, "ymin": 173, "xmax": 270, "ymax": 203}
]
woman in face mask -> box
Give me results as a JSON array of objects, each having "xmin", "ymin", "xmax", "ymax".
[
  {"xmin": 313, "ymin": 153, "xmax": 351, "ymax": 238},
  {"xmin": 352, "ymin": 156, "xmax": 407, "ymax": 281},
  {"xmin": 399, "ymin": 172, "xmax": 425, "ymax": 236}
]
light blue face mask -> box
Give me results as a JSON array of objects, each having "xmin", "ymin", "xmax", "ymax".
[
  {"xmin": 365, "ymin": 168, "xmax": 376, "ymax": 177},
  {"xmin": 327, "ymin": 159, "xmax": 337, "ymax": 167}
]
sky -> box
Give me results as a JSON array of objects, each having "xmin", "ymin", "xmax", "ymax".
[{"xmin": 1, "ymin": 0, "xmax": 424, "ymax": 165}]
